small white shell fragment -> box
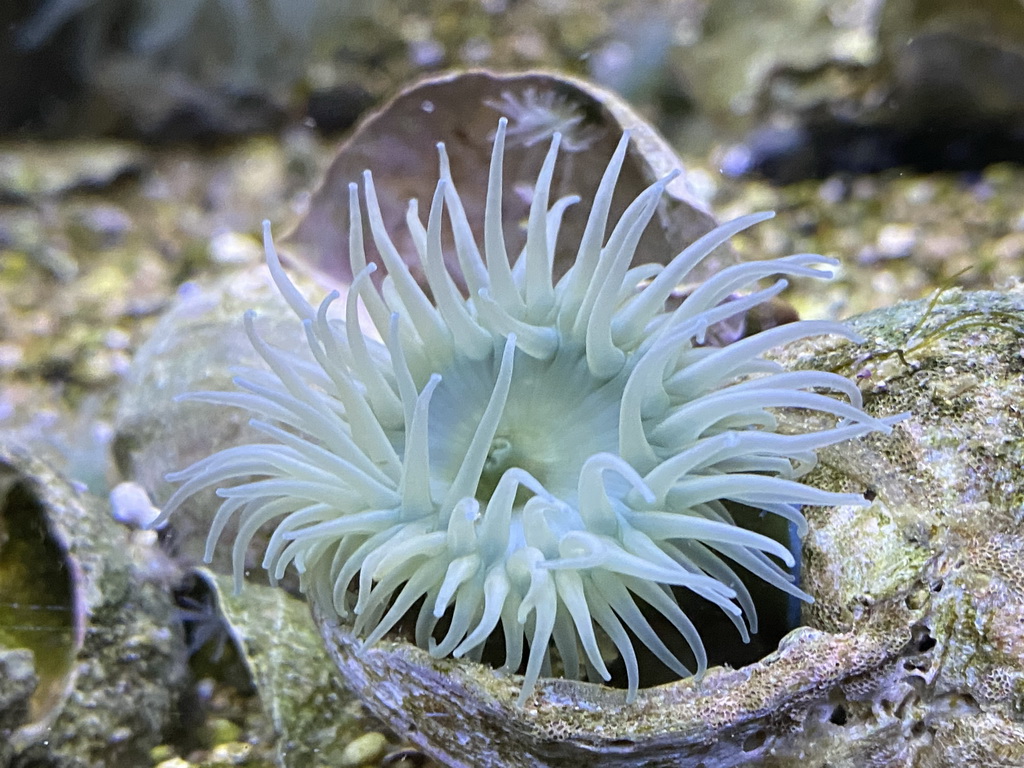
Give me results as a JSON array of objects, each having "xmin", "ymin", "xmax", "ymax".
[
  {"xmin": 110, "ymin": 481, "xmax": 163, "ymax": 529},
  {"xmin": 339, "ymin": 731, "xmax": 389, "ymax": 767}
]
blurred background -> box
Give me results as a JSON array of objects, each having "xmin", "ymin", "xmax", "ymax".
[
  {"xmin": 2, "ymin": 4, "xmax": 1024, "ymax": 764},
  {"xmin": 2, "ymin": 0, "xmax": 1024, "ymax": 475},
  {"xmin": 5, "ymin": 0, "xmax": 1024, "ymax": 169}
]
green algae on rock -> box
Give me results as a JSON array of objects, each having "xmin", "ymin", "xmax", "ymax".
[
  {"xmin": 0, "ymin": 444, "xmax": 186, "ymax": 768},
  {"xmin": 196, "ymin": 567, "xmax": 382, "ymax": 768},
  {"xmin": 113, "ymin": 267, "xmax": 320, "ymax": 590},
  {"xmin": 312, "ymin": 287, "xmax": 1024, "ymax": 767}
]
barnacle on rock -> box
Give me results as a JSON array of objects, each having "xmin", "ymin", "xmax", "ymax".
[{"xmin": 154, "ymin": 118, "xmax": 893, "ymax": 705}]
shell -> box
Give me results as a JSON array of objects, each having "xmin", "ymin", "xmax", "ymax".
[
  {"xmin": 187, "ymin": 567, "xmax": 376, "ymax": 768},
  {"xmin": 284, "ymin": 69, "xmax": 721, "ymax": 293},
  {"xmin": 0, "ymin": 443, "xmax": 186, "ymax": 768},
  {"xmin": 312, "ymin": 287, "xmax": 1024, "ymax": 767},
  {"xmin": 113, "ymin": 268, "xmax": 316, "ymax": 586}
]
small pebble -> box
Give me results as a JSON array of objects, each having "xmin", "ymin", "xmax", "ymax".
[
  {"xmin": 340, "ymin": 731, "xmax": 389, "ymax": 767},
  {"xmin": 205, "ymin": 716, "xmax": 243, "ymax": 747},
  {"xmin": 209, "ymin": 230, "xmax": 263, "ymax": 265},
  {"xmin": 207, "ymin": 741, "xmax": 252, "ymax": 765},
  {"xmin": 109, "ymin": 481, "xmax": 162, "ymax": 528},
  {"xmin": 875, "ymin": 223, "xmax": 917, "ymax": 260}
]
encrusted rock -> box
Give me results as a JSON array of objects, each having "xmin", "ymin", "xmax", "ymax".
[
  {"xmin": 113, "ymin": 269, "xmax": 313, "ymax": 583},
  {"xmin": 0, "ymin": 444, "xmax": 186, "ymax": 768},
  {"xmin": 313, "ymin": 287, "xmax": 1024, "ymax": 767}
]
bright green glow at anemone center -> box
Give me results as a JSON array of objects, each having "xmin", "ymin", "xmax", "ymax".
[
  {"xmin": 476, "ymin": 436, "xmax": 529, "ymax": 506},
  {"xmin": 431, "ymin": 343, "xmax": 627, "ymax": 507}
]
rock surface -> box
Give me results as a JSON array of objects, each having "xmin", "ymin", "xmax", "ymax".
[
  {"xmin": 0, "ymin": 445, "xmax": 187, "ymax": 768},
  {"xmin": 313, "ymin": 287, "xmax": 1024, "ymax": 767}
]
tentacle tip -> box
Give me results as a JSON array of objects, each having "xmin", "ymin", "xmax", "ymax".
[
  {"xmin": 885, "ymin": 411, "xmax": 913, "ymax": 427},
  {"xmin": 147, "ymin": 511, "xmax": 170, "ymax": 531}
]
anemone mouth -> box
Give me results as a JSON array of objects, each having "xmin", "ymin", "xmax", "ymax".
[
  {"xmin": 157, "ymin": 117, "xmax": 896, "ymax": 707},
  {"xmin": 430, "ymin": 342, "xmax": 626, "ymax": 506}
]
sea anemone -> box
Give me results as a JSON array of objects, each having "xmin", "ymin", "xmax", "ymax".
[
  {"xmin": 155, "ymin": 118, "xmax": 893, "ymax": 705},
  {"xmin": 485, "ymin": 87, "xmax": 601, "ymax": 152}
]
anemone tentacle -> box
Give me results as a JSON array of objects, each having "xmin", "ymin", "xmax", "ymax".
[{"xmin": 156, "ymin": 117, "xmax": 893, "ymax": 707}]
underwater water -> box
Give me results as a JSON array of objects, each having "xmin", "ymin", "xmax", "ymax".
[{"xmin": 2, "ymin": 1, "xmax": 1024, "ymax": 766}]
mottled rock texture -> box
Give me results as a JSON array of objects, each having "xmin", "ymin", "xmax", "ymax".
[
  {"xmin": 315, "ymin": 287, "xmax": 1024, "ymax": 768},
  {"xmin": 0, "ymin": 446, "xmax": 186, "ymax": 768}
]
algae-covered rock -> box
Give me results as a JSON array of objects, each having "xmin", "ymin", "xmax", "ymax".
[
  {"xmin": 112, "ymin": 268, "xmax": 315, "ymax": 585},
  {"xmin": 194, "ymin": 567, "xmax": 373, "ymax": 768},
  {"xmin": 0, "ymin": 444, "xmax": 186, "ymax": 768},
  {"xmin": 0, "ymin": 650, "xmax": 37, "ymax": 767},
  {"xmin": 313, "ymin": 287, "xmax": 1024, "ymax": 767}
]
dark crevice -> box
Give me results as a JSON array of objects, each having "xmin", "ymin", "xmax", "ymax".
[
  {"xmin": 829, "ymin": 704, "xmax": 849, "ymax": 726},
  {"xmin": 729, "ymin": 119, "xmax": 1024, "ymax": 184}
]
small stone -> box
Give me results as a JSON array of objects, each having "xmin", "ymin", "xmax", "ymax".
[
  {"xmin": 70, "ymin": 204, "xmax": 133, "ymax": 249},
  {"xmin": 149, "ymin": 743, "xmax": 175, "ymax": 764},
  {"xmin": 339, "ymin": 732, "xmax": 389, "ymax": 767},
  {"xmin": 205, "ymin": 717, "xmax": 243, "ymax": 748},
  {"xmin": 207, "ymin": 741, "xmax": 252, "ymax": 765},
  {"xmin": 110, "ymin": 481, "xmax": 162, "ymax": 528},
  {"xmin": 209, "ymin": 230, "xmax": 262, "ymax": 265},
  {"xmin": 875, "ymin": 222, "xmax": 917, "ymax": 260}
]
